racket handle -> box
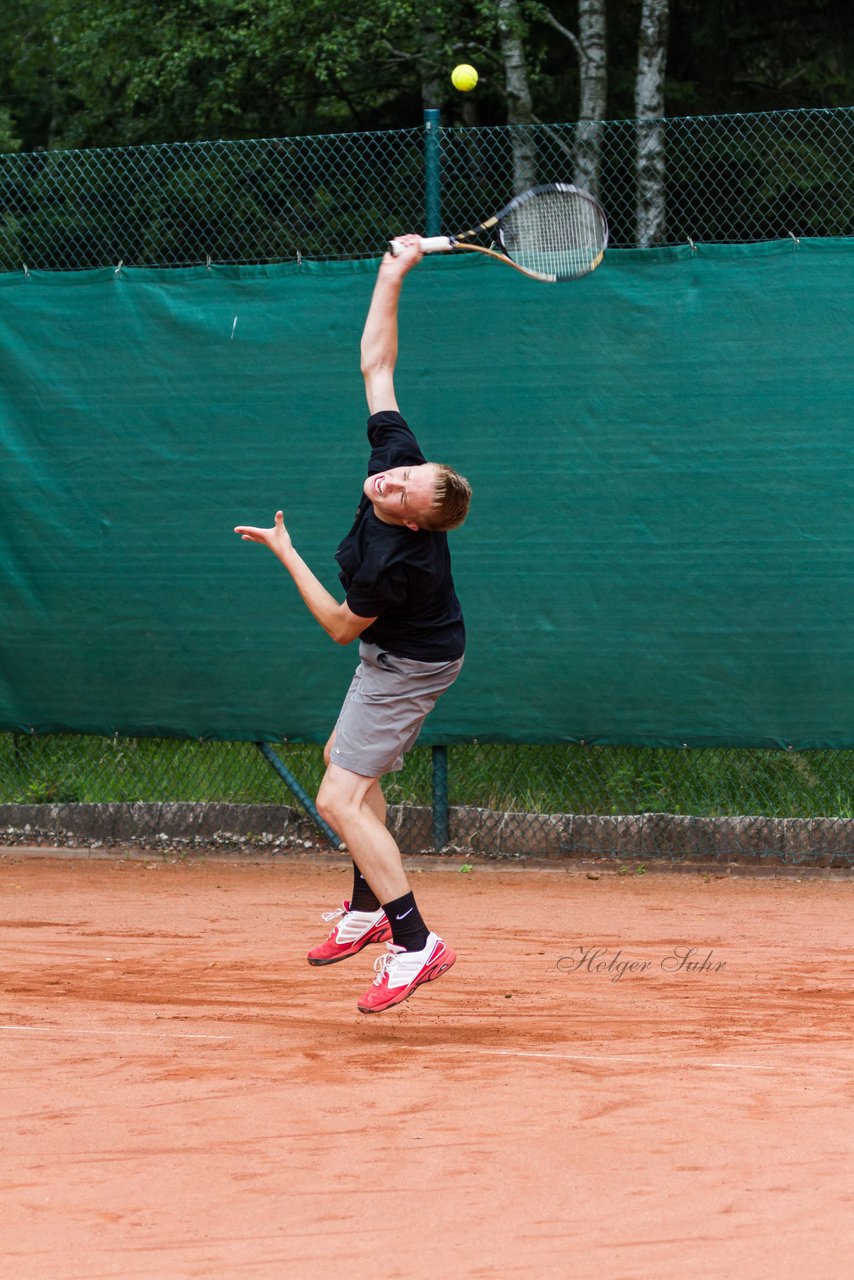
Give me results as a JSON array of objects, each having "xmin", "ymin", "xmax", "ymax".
[{"xmin": 389, "ymin": 235, "xmax": 455, "ymax": 256}]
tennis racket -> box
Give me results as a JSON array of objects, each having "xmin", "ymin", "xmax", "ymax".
[{"xmin": 389, "ymin": 183, "xmax": 608, "ymax": 283}]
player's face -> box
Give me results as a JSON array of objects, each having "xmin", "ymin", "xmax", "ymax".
[{"xmin": 364, "ymin": 463, "xmax": 438, "ymax": 529}]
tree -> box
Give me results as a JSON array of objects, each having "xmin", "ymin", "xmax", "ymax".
[
  {"xmin": 0, "ymin": 109, "xmax": 21, "ymax": 154},
  {"xmin": 665, "ymin": 0, "xmax": 854, "ymax": 115},
  {"xmin": 0, "ymin": 0, "xmax": 442, "ymax": 149},
  {"xmin": 0, "ymin": 0, "xmax": 851, "ymax": 158},
  {"xmin": 541, "ymin": 1, "xmax": 607, "ymax": 193},
  {"xmin": 635, "ymin": 0, "xmax": 670, "ymax": 246},
  {"xmin": 496, "ymin": 0, "xmax": 537, "ymax": 189}
]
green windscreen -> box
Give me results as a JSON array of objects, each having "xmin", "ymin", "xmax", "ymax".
[{"xmin": 1, "ymin": 240, "xmax": 852, "ymax": 747}]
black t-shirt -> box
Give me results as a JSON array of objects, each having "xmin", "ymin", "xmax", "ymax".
[{"xmin": 334, "ymin": 410, "xmax": 465, "ymax": 661}]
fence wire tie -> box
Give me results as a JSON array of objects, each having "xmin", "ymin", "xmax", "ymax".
[
  {"xmin": 297, "ymin": 250, "xmax": 302, "ymax": 268},
  {"xmin": 687, "ymin": 237, "xmax": 697, "ymax": 253},
  {"xmin": 114, "ymin": 260, "xmax": 123, "ymax": 276},
  {"xmin": 206, "ymin": 254, "xmax": 212, "ymax": 270},
  {"xmin": 21, "ymin": 263, "xmax": 29, "ymax": 277},
  {"xmin": 788, "ymin": 232, "xmax": 800, "ymax": 248}
]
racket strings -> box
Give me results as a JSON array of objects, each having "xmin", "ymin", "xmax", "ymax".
[{"xmin": 500, "ymin": 190, "xmax": 606, "ymax": 281}]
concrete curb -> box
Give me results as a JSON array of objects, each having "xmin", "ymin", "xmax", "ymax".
[{"xmin": 1, "ymin": 802, "xmax": 853, "ymax": 867}]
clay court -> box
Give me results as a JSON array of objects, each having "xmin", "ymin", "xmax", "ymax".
[{"xmin": 2, "ymin": 851, "xmax": 853, "ymax": 1280}]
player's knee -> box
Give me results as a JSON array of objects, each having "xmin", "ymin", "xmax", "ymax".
[
  {"xmin": 315, "ymin": 782, "xmax": 334, "ymax": 826},
  {"xmin": 316, "ymin": 775, "xmax": 348, "ymax": 828}
]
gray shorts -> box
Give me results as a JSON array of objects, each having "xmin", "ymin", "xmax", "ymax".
[{"xmin": 330, "ymin": 641, "xmax": 464, "ymax": 778}]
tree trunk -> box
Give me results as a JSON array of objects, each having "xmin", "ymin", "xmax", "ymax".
[
  {"xmin": 496, "ymin": 0, "xmax": 536, "ymax": 192},
  {"xmin": 418, "ymin": 21, "xmax": 442, "ymax": 109},
  {"xmin": 635, "ymin": 0, "xmax": 669, "ymax": 246},
  {"xmin": 574, "ymin": 0, "xmax": 607, "ymax": 194}
]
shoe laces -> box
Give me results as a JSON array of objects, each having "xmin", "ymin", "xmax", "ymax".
[
  {"xmin": 321, "ymin": 906, "xmax": 346, "ymax": 924},
  {"xmin": 371, "ymin": 944, "xmax": 404, "ymax": 985}
]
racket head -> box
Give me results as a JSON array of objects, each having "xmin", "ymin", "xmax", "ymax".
[{"xmin": 494, "ymin": 183, "xmax": 609, "ymax": 282}]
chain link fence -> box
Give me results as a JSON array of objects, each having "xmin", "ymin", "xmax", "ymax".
[
  {"xmin": 1, "ymin": 735, "xmax": 852, "ymax": 866},
  {"xmin": 1, "ymin": 107, "xmax": 853, "ymax": 271},
  {"xmin": 3, "ymin": 105, "xmax": 853, "ymax": 863}
]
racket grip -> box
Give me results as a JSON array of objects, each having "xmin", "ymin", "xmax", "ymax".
[{"xmin": 389, "ymin": 236, "xmax": 455, "ymax": 256}]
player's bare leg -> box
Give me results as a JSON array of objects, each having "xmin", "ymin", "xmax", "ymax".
[
  {"xmin": 306, "ymin": 737, "xmax": 394, "ymax": 967},
  {"xmin": 316, "ymin": 763, "xmax": 408, "ymax": 902},
  {"xmin": 322, "ymin": 730, "xmax": 388, "ymax": 867},
  {"xmin": 316, "ymin": 763, "xmax": 455, "ymax": 1012},
  {"xmin": 364, "ymin": 777, "xmax": 387, "ymax": 826}
]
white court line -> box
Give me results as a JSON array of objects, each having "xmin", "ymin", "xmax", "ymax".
[
  {"xmin": 475, "ymin": 1047, "xmax": 816, "ymax": 1074},
  {"xmin": 2, "ymin": 1027, "xmax": 848, "ymax": 1074},
  {"xmin": 0, "ymin": 1023, "xmax": 230, "ymax": 1042}
]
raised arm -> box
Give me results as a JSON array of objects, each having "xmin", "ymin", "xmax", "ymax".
[
  {"xmin": 233, "ymin": 512, "xmax": 376, "ymax": 646},
  {"xmin": 360, "ymin": 237, "xmax": 423, "ymax": 415}
]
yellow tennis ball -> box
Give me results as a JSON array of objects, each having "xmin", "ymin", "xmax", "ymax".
[{"xmin": 451, "ymin": 64, "xmax": 478, "ymax": 92}]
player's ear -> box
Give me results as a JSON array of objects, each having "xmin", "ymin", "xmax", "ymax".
[{"xmin": 403, "ymin": 519, "xmax": 421, "ymax": 532}]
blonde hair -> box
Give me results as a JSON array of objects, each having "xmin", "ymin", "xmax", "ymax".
[{"xmin": 419, "ymin": 464, "xmax": 472, "ymax": 532}]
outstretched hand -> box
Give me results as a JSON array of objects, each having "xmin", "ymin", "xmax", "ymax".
[{"xmin": 233, "ymin": 510, "xmax": 293, "ymax": 562}]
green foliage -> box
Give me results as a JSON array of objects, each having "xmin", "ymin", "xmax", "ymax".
[
  {"xmin": 0, "ymin": 108, "xmax": 21, "ymax": 154},
  {"xmin": 668, "ymin": 0, "xmax": 854, "ymax": 115},
  {"xmin": 0, "ymin": 0, "xmax": 851, "ymax": 153},
  {"xmin": 0, "ymin": 0, "xmax": 507, "ymax": 150}
]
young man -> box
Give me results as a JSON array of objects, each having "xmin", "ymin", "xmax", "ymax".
[{"xmin": 234, "ymin": 237, "xmax": 471, "ymax": 1013}]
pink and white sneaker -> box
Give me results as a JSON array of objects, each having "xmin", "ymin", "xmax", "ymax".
[
  {"xmin": 357, "ymin": 932, "xmax": 456, "ymax": 1013},
  {"xmin": 307, "ymin": 902, "xmax": 392, "ymax": 966}
]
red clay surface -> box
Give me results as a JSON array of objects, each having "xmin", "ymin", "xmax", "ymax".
[{"xmin": 1, "ymin": 851, "xmax": 853, "ymax": 1280}]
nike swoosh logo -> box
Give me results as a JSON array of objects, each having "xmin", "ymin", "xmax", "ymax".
[{"xmin": 395, "ymin": 908, "xmax": 414, "ymax": 920}]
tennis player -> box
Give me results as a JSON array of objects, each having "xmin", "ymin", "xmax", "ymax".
[{"xmin": 234, "ymin": 238, "xmax": 471, "ymax": 1013}]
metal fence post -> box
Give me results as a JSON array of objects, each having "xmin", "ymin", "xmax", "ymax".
[
  {"xmin": 255, "ymin": 742, "xmax": 345, "ymax": 850},
  {"xmin": 432, "ymin": 745, "xmax": 450, "ymax": 851},
  {"xmin": 424, "ymin": 108, "xmax": 442, "ymax": 236}
]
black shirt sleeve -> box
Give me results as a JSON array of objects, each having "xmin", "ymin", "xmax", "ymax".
[{"xmin": 367, "ymin": 410, "xmax": 427, "ymax": 473}]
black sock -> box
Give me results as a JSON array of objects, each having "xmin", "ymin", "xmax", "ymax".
[
  {"xmin": 350, "ymin": 865, "xmax": 381, "ymax": 913},
  {"xmin": 383, "ymin": 891, "xmax": 430, "ymax": 952}
]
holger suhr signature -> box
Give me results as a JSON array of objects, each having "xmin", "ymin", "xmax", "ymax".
[{"xmin": 557, "ymin": 945, "xmax": 726, "ymax": 982}]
